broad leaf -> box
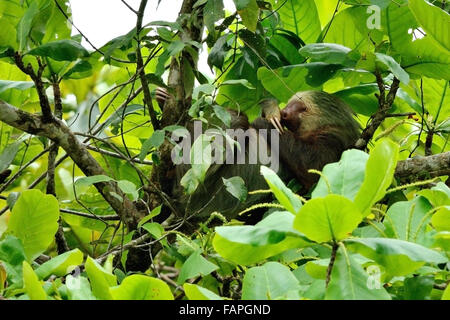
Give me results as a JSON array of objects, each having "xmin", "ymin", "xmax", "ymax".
[
  {"xmin": 178, "ymin": 251, "xmax": 218, "ymax": 284},
  {"xmin": 110, "ymin": 275, "xmax": 174, "ymax": 300},
  {"xmin": 312, "ymin": 149, "xmax": 369, "ymax": 200},
  {"xmin": 294, "ymin": 194, "xmax": 363, "ymax": 243},
  {"xmin": 345, "ymin": 238, "xmax": 447, "ymax": 277},
  {"xmin": 184, "ymin": 283, "xmax": 224, "ymax": 300},
  {"xmin": 28, "ymin": 40, "xmax": 89, "ymax": 62},
  {"xmin": 325, "ymin": 250, "xmax": 391, "ymax": 300},
  {"xmin": 260, "ymin": 166, "xmax": 302, "ymax": 214},
  {"xmin": 7, "ymin": 190, "xmax": 59, "ymax": 261},
  {"xmin": 213, "ymin": 211, "xmax": 311, "ymax": 265},
  {"xmin": 354, "ymin": 139, "xmax": 399, "ymax": 216},
  {"xmin": 242, "ymin": 262, "xmax": 301, "ymax": 299}
]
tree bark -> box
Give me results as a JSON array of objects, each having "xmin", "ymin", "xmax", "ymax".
[{"xmin": 395, "ymin": 151, "xmax": 450, "ymax": 180}]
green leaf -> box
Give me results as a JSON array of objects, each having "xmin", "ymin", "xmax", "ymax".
[
  {"xmin": 117, "ymin": 180, "xmax": 139, "ymax": 201},
  {"xmin": 299, "ymin": 43, "xmax": 355, "ymax": 66},
  {"xmin": 7, "ymin": 190, "xmax": 59, "ymax": 261},
  {"xmin": 35, "ymin": 249, "xmax": 83, "ymax": 280},
  {"xmin": 403, "ymin": 276, "xmax": 434, "ymax": 300},
  {"xmin": 233, "ymin": 0, "xmax": 251, "ymax": 10},
  {"xmin": 277, "ymin": 0, "xmax": 321, "ymax": 43},
  {"xmin": 110, "ymin": 275, "xmax": 174, "ymax": 300},
  {"xmin": 27, "ymin": 40, "xmax": 89, "ymax": 62},
  {"xmin": 294, "ymin": 194, "xmax": 363, "ymax": 243},
  {"xmin": 260, "ymin": 166, "xmax": 302, "ymax": 214},
  {"xmin": 222, "ymin": 176, "xmax": 247, "ymax": 202},
  {"xmin": 181, "ymin": 134, "xmax": 215, "ymax": 194},
  {"xmin": 184, "ymin": 283, "xmax": 224, "ymax": 300},
  {"xmin": 322, "ymin": 7, "xmax": 370, "ymax": 51},
  {"xmin": 137, "ymin": 206, "xmax": 162, "ymax": 228},
  {"xmin": 75, "ymin": 175, "xmax": 114, "ymax": 188},
  {"xmin": 354, "ymin": 139, "xmax": 399, "ymax": 216},
  {"xmin": 17, "ymin": 1, "xmax": 39, "ymax": 51},
  {"xmin": 375, "ymin": 53, "xmax": 410, "ymax": 84},
  {"xmin": 0, "ymin": 235, "xmax": 26, "ymax": 289},
  {"xmin": 242, "ymin": 262, "xmax": 301, "ymax": 299},
  {"xmin": 258, "ymin": 63, "xmax": 343, "ymax": 102},
  {"xmin": 23, "ymin": 261, "xmax": 47, "ymax": 300},
  {"xmin": 204, "ymin": 0, "xmax": 224, "ymax": 33},
  {"xmin": 220, "ymin": 79, "xmax": 255, "ymax": 89},
  {"xmin": 208, "ymin": 35, "xmax": 231, "ymax": 69},
  {"xmin": 213, "ymin": 105, "xmax": 232, "ymax": 127},
  {"xmin": 85, "ymin": 256, "xmax": 117, "ymax": 300},
  {"xmin": 0, "ymin": 138, "xmax": 26, "ymax": 172},
  {"xmin": 142, "ymin": 222, "xmax": 164, "ymax": 240},
  {"xmin": 409, "ymin": 0, "xmax": 450, "ymax": 52},
  {"xmin": 383, "ymin": 197, "xmax": 433, "ymax": 242},
  {"xmin": 345, "ymin": 238, "xmax": 447, "ymax": 277},
  {"xmin": 418, "ymin": 182, "xmax": 450, "ymax": 207},
  {"xmin": 443, "ymin": 282, "xmax": 450, "ymax": 300},
  {"xmin": 213, "ymin": 211, "xmax": 311, "ymax": 265},
  {"xmin": 432, "ymin": 207, "xmax": 450, "ymax": 232},
  {"xmin": 325, "ymin": 250, "xmax": 391, "ymax": 300},
  {"xmin": 238, "ymin": 0, "xmax": 259, "ymax": 32},
  {"xmin": 65, "ymin": 275, "xmax": 96, "ymax": 300},
  {"xmin": 178, "ymin": 251, "xmax": 218, "ymax": 284},
  {"xmin": 312, "ymin": 149, "xmax": 369, "ymax": 200},
  {"xmin": 0, "ymin": 80, "xmax": 34, "ymax": 94}
]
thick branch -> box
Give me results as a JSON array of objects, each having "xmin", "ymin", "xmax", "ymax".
[
  {"xmin": 0, "ymin": 100, "xmax": 142, "ymax": 229},
  {"xmin": 395, "ymin": 151, "xmax": 450, "ymax": 180}
]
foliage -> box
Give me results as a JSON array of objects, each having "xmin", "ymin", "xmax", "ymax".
[{"xmin": 0, "ymin": 0, "xmax": 448, "ymax": 300}]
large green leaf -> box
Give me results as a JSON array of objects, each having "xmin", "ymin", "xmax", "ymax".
[
  {"xmin": 277, "ymin": 0, "xmax": 321, "ymax": 43},
  {"xmin": 213, "ymin": 211, "xmax": 311, "ymax": 265},
  {"xmin": 242, "ymin": 262, "xmax": 301, "ymax": 299},
  {"xmin": 22, "ymin": 261, "xmax": 47, "ymax": 300},
  {"xmin": 409, "ymin": 0, "xmax": 450, "ymax": 52},
  {"xmin": 27, "ymin": 40, "xmax": 89, "ymax": 62},
  {"xmin": 184, "ymin": 283, "xmax": 224, "ymax": 300},
  {"xmin": 258, "ymin": 63, "xmax": 343, "ymax": 102},
  {"xmin": 383, "ymin": 197, "xmax": 433, "ymax": 243},
  {"xmin": 385, "ymin": 4, "xmax": 450, "ymax": 80},
  {"xmin": 375, "ymin": 53, "xmax": 410, "ymax": 84},
  {"xmin": 7, "ymin": 190, "xmax": 59, "ymax": 261},
  {"xmin": 85, "ymin": 256, "xmax": 116, "ymax": 300},
  {"xmin": 345, "ymin": 238, "xmax": 447, "ymax": 277},
  {"xmin": 35, "ymin": 249, "xmax": 83, "ymax": 280},
  {"xmin": 238, "ymin": 0, "xmax": 259, "ymax": 32},
  {"xmin": 110, "ymin": 275, "xmax": 174, "ymax": 300},
  {"xmin": 322, "ymin": 7, "xmax": 370, "ymax": 53},
  {"xmin": 312, "ymin": 149, "xmax": 369, "ymax": 200},
  {"xmin": 299, "ymin": 43, "xmax": 354, "ymax": 66},
  {"xmin": 177, "ymin": 251, "xmax": 218, "ymax": 284},
  {"xmin": 65, "ymin": 275, "xmax": 96, "ymax": 300},
  {"xmin": 204, "ymin": 0, "xmax": 224, "ymax": 33},
  {"xmin": 294, "ymin": 194, "xmax": 363, "ymax": 243},
  {"xmin": 0, "ymin": 80, "xmax": 34, "ymax": 94},
  {"xmin": 325, "ymin": 250, "xmax": 391, "ymax": 300},
  {"xmin": 354, "ymin": 139, "xmax": 399, "ymax": 216}
]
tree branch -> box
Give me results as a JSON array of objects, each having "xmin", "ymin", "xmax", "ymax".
[
  {"xmin": 0, "ymin": 99, "xmax": 142, "ymax": 229},
  {"xmin": 395, "ymin": 151, "xmax": 450, "ymax": 180},
  {"xmin": 355, "ymin": 76, "xmax": 401, "ymax": 150},
  {"xmin": 135, "ymin": 0, "xmax": 160, "ymax": 130}
]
